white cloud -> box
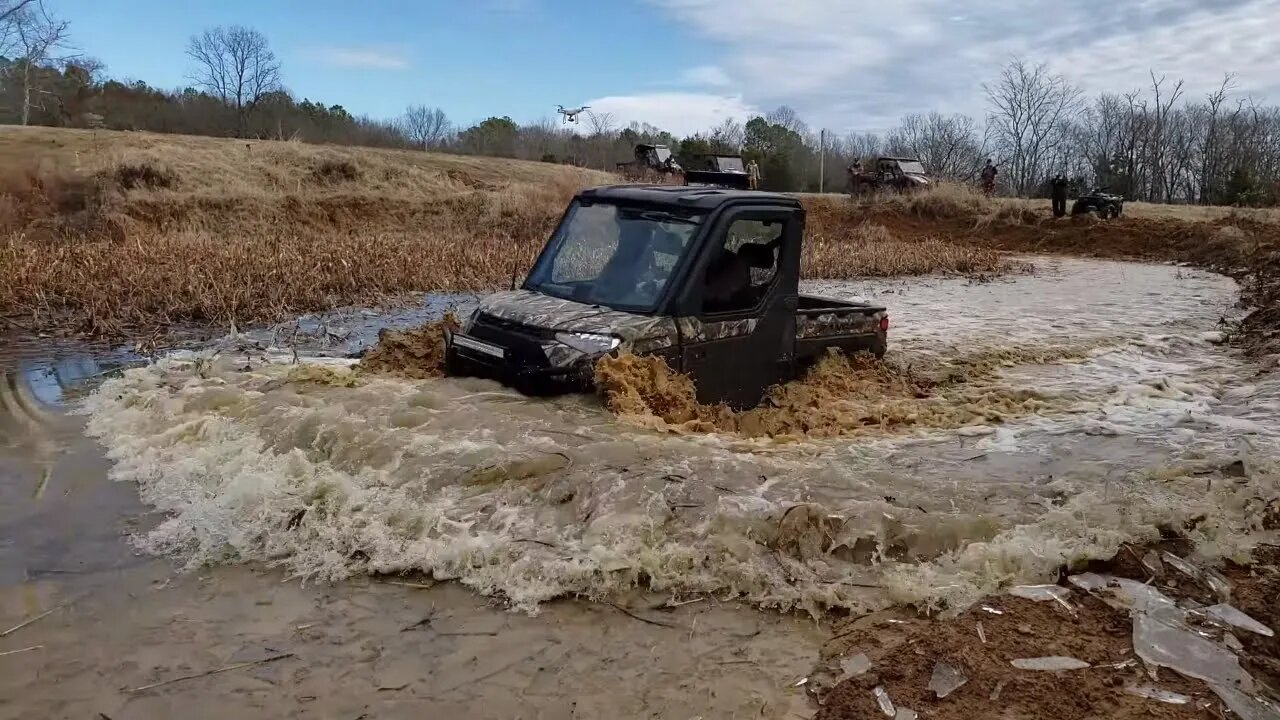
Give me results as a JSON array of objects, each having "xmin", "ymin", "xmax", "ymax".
[
  {"xmin": 582, "ymin": 93, "xmax": 759, "ymax": 137},
  {"xmin": 318, "ymin": 47, "xmax": 411, "ymax": 70},
  {"xmin": 647, "ymin": 0, "xmax": 1280, "ymax": 133},
  {"xmin": 679, "ymin": 65, "xmax": 732, "ymax": 88}
]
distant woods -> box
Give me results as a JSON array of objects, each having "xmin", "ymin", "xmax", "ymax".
[{"xmin": 2, "ymin": 1, "xmax": 1279, "ymax": 205}]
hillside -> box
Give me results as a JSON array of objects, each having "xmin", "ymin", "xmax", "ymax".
[
  {"xmin": 2, "ymin": 127, "xmax": 1280, "ymax": 352},
  {"xmin": 0, "ymin": 127, "xmax": 614, "ymax": 333}
]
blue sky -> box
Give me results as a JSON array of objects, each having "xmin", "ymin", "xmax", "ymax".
[{"xmin": 51, "ymin": 0, "xmax": 1280, "ymax": 136}]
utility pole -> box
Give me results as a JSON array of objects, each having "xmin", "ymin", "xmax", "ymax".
[{"xmin": 819, "ymin": 129, "xmax": 826, "ymax": 194}]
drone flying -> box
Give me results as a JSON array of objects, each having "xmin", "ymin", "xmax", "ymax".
[{"xmin": 557, "ymin": 105, "xmax": 590, "ymax": 124}]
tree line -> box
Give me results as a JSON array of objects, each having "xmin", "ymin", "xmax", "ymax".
[{"xmin": 2, "ymin": 1, "xmax": 1278, "ymax": 205}]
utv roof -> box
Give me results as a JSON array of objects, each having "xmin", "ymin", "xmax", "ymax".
[{"xmin": 578, "ymin": 184, "xmax": 798, "ymax": 211}]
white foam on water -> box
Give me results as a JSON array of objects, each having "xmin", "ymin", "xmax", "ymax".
[{"xmin": 78, "ymin": 258, "xmax": 1280, "ymax": 615}]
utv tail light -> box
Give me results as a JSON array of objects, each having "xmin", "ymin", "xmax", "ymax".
[{"xmin": 879, "ymin": 315, "xmax": 890, "ymax": 332}]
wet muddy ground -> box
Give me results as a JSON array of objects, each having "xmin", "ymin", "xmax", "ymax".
[{"xmin": 3, "ymin": 255, "xmax": 1279, "ymax": 718}]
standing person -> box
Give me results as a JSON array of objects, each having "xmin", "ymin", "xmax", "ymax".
[
  {"xmin": 847, "ymin": 158, "xmax": 864, "ymax": 195},
  {"xmin": 746, "ymin": 159, "xmax": 761, "ymax": 190},
  {"xmin": 1051, "ymin": 174, "xmax": 1069, "ymax": 217},
  {"xmin": 980, "ymin": 159, "xmax": 998, "ymax": 196}
]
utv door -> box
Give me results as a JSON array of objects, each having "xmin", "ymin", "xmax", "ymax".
[{"xmin": 676, "ymin": 207, "xmax": 801, "ymax": 409}]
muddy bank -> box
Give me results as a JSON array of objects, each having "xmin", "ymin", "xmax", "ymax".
[{"xmin": 814, "ymin": 543, "xmax": 1280, "ymax": 720}]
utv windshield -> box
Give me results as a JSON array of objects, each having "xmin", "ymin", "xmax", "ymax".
[
  {"xmin": 898, "ymin": 160, "xmax": 926, "ymax": 174},
  {"xmin": 525, "ymin": 201, "xmax": 703, "ymax": 313}
]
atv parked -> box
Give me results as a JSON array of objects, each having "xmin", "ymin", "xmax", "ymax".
[{"xmin": 1072, "ymin": 188, "xmax": 1124, "ymax": 219}]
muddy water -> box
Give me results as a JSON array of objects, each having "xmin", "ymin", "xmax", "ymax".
[
  {"xmin": 65, "ymin": 257, "xmax": 1280, "ymax": 610},
  {"xmin": 3, "ymin": 256, "xmax": 1279, "ymax": 718}
]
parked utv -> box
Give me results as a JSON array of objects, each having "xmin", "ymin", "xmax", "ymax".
[
  {"xmin": 1072, "ymin": 188, "xmax": 1125, "ymax": 219},
  {"xmin": 684, "ymin": 155, "xmax": 751, "ymax": 190},
  {"xmin": 443, "ymin": 185, "xmax": 889, "ymax": 410}
]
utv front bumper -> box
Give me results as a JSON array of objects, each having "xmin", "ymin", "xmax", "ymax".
[{"xmin": 443, "ymin": 327, "xmax": 595, "ymax": 395}]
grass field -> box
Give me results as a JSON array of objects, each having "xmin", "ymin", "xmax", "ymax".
[{"xmin": 1, "ymin": 127, "xmax": 1278, "ymax": 342}]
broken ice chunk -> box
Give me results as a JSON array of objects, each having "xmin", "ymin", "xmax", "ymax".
[
  {"xmin": 1125, "ymin": 683, "xmax": 1191, "ymax": 705},
  {"xmin": 873, "ymin": 686, "xmax": 895, "ymax": 717},
  {"xmin": 1141, "ymin": 551, "xmax": 1165, "ymax": 577},
  {"xmin": 1161, "ymin": 552, "xmax": 1202, "ymax": 580},
  {"xmin": 1133, "ymin": 604, "xmax": 1252, "ymax": 688},
  {"xmin": 1209, "ymin": 682, "xmax": 1280, "ymax": 720},
  {"xmin": 927, "ymin": 661, "xmax": 969, "ymax": 699},
  {"xmin": 1205, "ymin": 605, "xmax": 1274, "ymax": 638},
  {"xmin": 1010, "ymin": 657, "xmax": 1091, "ymax": 671},
  {"xmin": 1008, "ymin": 584, "xmax": 1070, "ymax": 602},
  {"xmin": 1224, "ymin": 633, "xmax": 1245, "ymax": 653},
  {"xmin": 839, "ymin": 653, "xmax": 872, "ymax": 679},
  {"xmin": 1203, "ymin": 569, "xmax": 1233, "ymax": 602},
  {"xmin": 1068, "ymin": 573, "xmax": 1110, "ymax": 592},
  {"xmin": 894, "ymin": 709, "xmax": 918, "ymax": 720},
  {"xmin": 1110, "ymin": 578, "xmax": 1178, "ymax": 612}
]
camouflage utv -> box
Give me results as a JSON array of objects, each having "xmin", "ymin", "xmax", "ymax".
[{"xmin": 443, "ymin": 185, "xmax": 890, "ymax": 409}]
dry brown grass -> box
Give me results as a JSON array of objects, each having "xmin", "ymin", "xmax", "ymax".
[
  {"xmin": 2, "ymin": 127, "xmax": 1278, "ymax": 340},
  {"xmin": 0, "ymin": 127, "xmax": 612, "ymax": 333},
  {"xmin": 802, "ymin": 221, "xmax": 1028, "ymax": 278}
]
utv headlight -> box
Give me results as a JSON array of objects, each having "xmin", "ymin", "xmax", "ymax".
[{"xmin": 555, "ymin": 332, "xmax": 621, "ymax": 355}]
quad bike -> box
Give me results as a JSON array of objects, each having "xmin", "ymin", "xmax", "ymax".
[{"xmin": 1071, "ymin": 188, "xmax": 1125, "ymax": 219}]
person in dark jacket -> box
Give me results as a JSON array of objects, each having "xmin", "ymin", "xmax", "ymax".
[{"xmin": 1051, "ymin": 175, "xmax": 1069, "ymax": 217}]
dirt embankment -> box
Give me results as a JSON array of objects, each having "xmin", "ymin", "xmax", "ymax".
[{"xmin": 815, "ymin": 542, "xmax": 1280, "ymax": 720}]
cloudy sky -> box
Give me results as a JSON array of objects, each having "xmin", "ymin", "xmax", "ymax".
[{"xmin": 55, "ymin": 0, "xmax": 1280, "ymax": 136}]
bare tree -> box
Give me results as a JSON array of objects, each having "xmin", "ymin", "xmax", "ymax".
[
  {"xmin": 583, "ymin": 110, "xmax": 616, "ymax": 137},
  {"xmin": 402, "ymin": 105, "xmax": 451, "ymax": 149},
  {"xmin": 709, "ymin": 117, "xmax": 744, "ymax": 150},
  {"xmin": 6, "ymin": 0, "xmax": 71, "ymax": 126},
  {"xmin": 984, "ymin": 59, "xmax": 1082, "ymax": 194},
  {"xmin": 766, "ymin": 105, "xmax": 807, "ymax": 135},
  {"xmin": 0, "ymin": 0, "xmax": 37, "ymax": 49},
  {"xmin": 887, "ymin": 112, "xmax": 987, "ymax": 181},
  {"xmin": 186, "ymin": 25, "xmax": 281, "ymax": 136}
]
